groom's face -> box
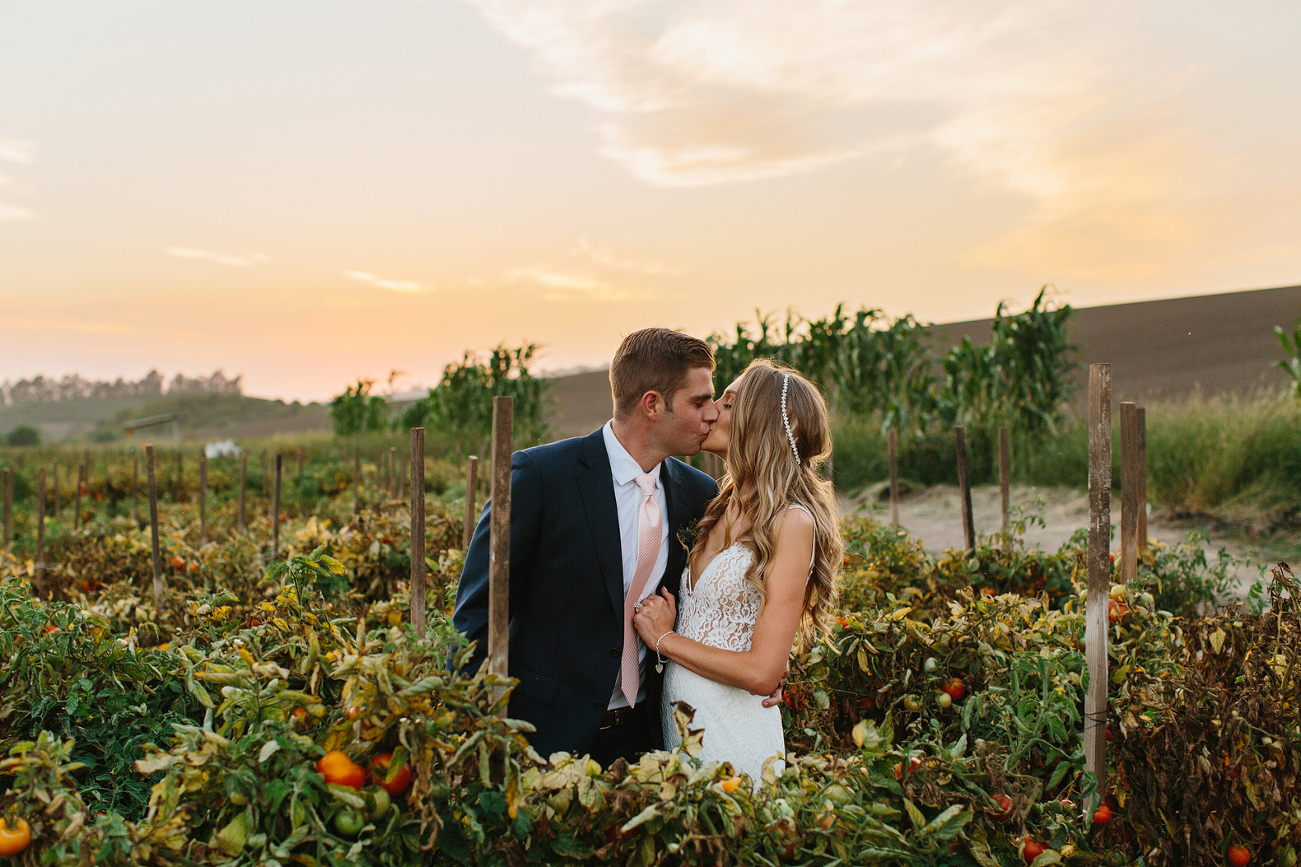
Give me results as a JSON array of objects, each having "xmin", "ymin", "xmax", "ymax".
[{"xmin": 662, "ymin": 366, "xmax": 718, "ymax": 456}]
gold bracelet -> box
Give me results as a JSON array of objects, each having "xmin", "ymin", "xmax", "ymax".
[{"xmin": 654, "ymin": 630, "xmax": 675, "ymax": 674}]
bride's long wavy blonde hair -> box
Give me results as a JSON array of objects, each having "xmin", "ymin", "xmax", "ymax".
[{"xmin": 688, "ymin": 359, "xmax": 842, "ymax": 650}]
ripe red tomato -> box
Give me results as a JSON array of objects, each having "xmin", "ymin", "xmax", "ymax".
[
  {"xmin": 1228, "ymin": 845, "xmax": 1251, "ymax": 867},
  {"xmin": 942, "ymin": 678, "xmax": 966, "ymax": 702},
  {"xmin": 370, "ymin": 753, "xmax": 413, "ymax": 795},
  {"xmin": 170, "ymin": 556, "xmax": 186, "ymax": 570},
  {"xmin": 318, "ymin": 751, "xmax": 366, "ymax": 789},
  {"xmin": 1021, "ymin": 838, "xmax": 1046, "ymax": 863},
  {"xmin": 990, "ymin": 793, "xmax": 1014, "ymax": 821},
  {"xmin": 1108, "ymin": 600, "xmax": 1129, "ymax": 624},
  {"xmin": 1092, "ymin": 804, "xmax": 1112, "ymax": 825}
]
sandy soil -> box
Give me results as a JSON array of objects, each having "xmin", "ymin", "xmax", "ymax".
[{"xmin": 839, "ymin": 484, "xmax": 1271, "ymax": 601}]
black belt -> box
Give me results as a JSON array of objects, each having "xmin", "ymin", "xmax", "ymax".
[{"xmin": 600, "ymin": 705, "xmax": 645, "ymax": 731}]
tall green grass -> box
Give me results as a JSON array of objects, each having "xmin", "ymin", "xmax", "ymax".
[{"xmin": 832, "ymin": 391, "xmax": 1301, "ymax": 529}]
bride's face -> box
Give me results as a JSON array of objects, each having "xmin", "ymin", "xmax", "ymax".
[{"xmin": 701, "ymin": 374, "xmax": 743, "ymax": 459}]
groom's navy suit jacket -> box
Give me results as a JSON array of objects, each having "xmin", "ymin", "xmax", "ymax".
[{"xmin": 452, "ymin": 428, "xmax": 718, "ymax": 759}]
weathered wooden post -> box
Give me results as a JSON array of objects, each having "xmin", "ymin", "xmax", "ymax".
[
  {"xmin": 52, "ymin": 460, "xmax": 60, "ymax": 518},
  {"xmin": 260, "ymin": 450, "xmax": 269, "ymax": 494},
  {"xmin": 238, "ymin": 452, "xmax": 248, "ymax": 534},
  {"xmin": 2, "ymin": 467, "xmax": 11, "ymax": 553},
  {"xmin": 1084, "ymin": 363, "xmax": 1112, "ymax": 805},
  {"xmin": 147, "ymin": 446, "xmax": 163, "ymax": 607},
  {"xmin": 35, "ymin": 469, "xmax": 46, "ymax": 585},
  {"xmin": 1120, "ymin": 402, "xmax": 1140, "ymax": 587},
  {"xmin": 999, "ymin": 427, "xmax": 1011, "ymax": 546},
  {"xmin": 955, "ymin": 426, "xmax": 975, "ymax": 551},
  {"xmin": 132, "ymin": 453, "xmax": 139, "ymax": 524},
  {"xmin": 199, "ymin": 452, "xmax": 209, "ymax": 546},
  {"xmin": 390, "ymin": 447, "xmax": 398, "ymax": 501},
  {"xmin": 463, "ymin": 456, "xmax": 479, "ymax": 549},
  {"xmin": 1137, "ymin": 407, "xmax": 1148, "ymax": 550},
  {"xmin": 353, "ymin": 445, "xmax": 361, "ymax": 514},
  {"xmin": 887, "ymin": 429, "xmax": 900, "ymax": 527},
  {"xmin": 272, "ymin": 454, "xmax": 282, "ymax": 560},
  {"xmin": 73, "ymin": 463, "xmax": 84, "ymax": 531},
  {"xmin": 410, "ymin": 428, "xmax": 427, "ymax": 638},
  {"xmin": 488, "ymin": 397, "xmax": 513, "ymax": 701}
]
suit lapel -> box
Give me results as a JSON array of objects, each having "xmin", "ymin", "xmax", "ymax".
[
  {"xmin": 576, "ymin": 430, "xmax": 626, "ymax": 617},
  {"xmin": 660, "ymin": 460, "xmax": 692, "ymax": 594}
]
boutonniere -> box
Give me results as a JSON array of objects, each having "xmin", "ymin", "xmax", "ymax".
[{"xmin": 676, "ymin": 518, "xmax": 701, "ymax": 552}]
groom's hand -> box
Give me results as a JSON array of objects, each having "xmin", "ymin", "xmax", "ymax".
[{"xmin": 761, "ymin": 662, "xmax": 790, "ymax": 708}]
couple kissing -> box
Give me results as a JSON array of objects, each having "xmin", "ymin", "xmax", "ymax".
[{"xmin": 453, "ymin": 327, "xmax": 842, "ymax": 785}]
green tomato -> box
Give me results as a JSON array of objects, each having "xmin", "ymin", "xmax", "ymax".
[
  {"xmin": 903, "ymin": 695, "xmax": 922, "ymax": 712},
  {"xmin": 936, "ymin": 692, "xmax": 952, "ymax": 710},
  {"xmin": 365, "ymin": 787, "xmax": 391, "ymax": 821},
  {"xmin": 333, "ymin": 807, "xmax": 365, "ymax": 838},
  {"xmin": 923, "ymin": 657, "xmax": 938, "ymax": 674}
]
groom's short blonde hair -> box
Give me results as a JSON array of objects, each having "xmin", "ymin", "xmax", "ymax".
[{"xmin": 610, "ymin": 328, "xmax": 715, "ymax": 420}]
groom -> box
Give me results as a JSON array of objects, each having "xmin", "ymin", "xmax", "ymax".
[{"xmin": 453, "ymin": 327, "xmax": 720, "ymax": 765}]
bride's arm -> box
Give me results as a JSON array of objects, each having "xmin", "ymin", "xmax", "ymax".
[{"xmin": 633, "ymin": 508, "xmax": 814, "ymax": 697}]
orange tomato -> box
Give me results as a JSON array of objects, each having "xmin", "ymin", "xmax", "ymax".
[
  {"xmin": 317, "ymin": 751, "xmax": 366, "ymax": 789},
  {"xmin": 719, "ymin": 776, "xmax": 742, "ymax": 794},
  {"xmin": 893, "ymin": 756, "xmax": 921, "ymax": 779},
  {"xmin": 370, "ymin": 753, "xmax": 413, "ymax": 795},
  {"xmin": 0, "ymin": 817, "xmax": 31, "ymax": 856},
  {"xmin": 1228, "ymin": 845, "xmax": 1251, "ymax": 867},
  {"xmin": 170, "ymin": 556, "xmax": 186, "ymax": 570},
  {"xmin": 1092, "ymin": 804, "xmax": 1112, "ymax": 825}
]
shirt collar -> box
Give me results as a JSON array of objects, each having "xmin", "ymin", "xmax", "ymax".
[{"xmin": 603, "ymin": 421, "xmax": 662, "ymax": 487}]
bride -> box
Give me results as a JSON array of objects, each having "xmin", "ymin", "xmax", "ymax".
[{"xmin": 633, "ymin": 359, "xmax": 842, "ymax": 783}]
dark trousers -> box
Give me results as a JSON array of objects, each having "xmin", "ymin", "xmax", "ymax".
[{"xmin": 591, "ymin": 704, "xmax": 652, "ymax": 768}]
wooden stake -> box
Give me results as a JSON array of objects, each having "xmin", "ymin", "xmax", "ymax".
[
  {"xmin": 238, "ymin": 452, "xmax": 247, "ymax": 533},
  {"xmin": 488, "ymin": 397, "xmax": 513, "ymax": 691},
  {"xmin": 175, "ymin": 449, "xmax": 183, "ymax": 499},
  {"xmin": 410, "ymin": 428, "xmax": 427, "ymax": 638},
  {"xmin": 400, "ymin": 453, "xmax": 407, "ymax": 502},
  {"xmin": 999, "ymin": 427, "xmax": 1011, "ymax": 545},
  {"xmin": 1120, "ymin": 403, "xmax": 1139, "ymax": 587},
  {"xmin": 147, "ymin": 446, "xmax": 163, "ymax": 607},
  {"xmin": 1137, "ymin": 407, "xmax": 1148, "ymax": 550},
  {"xmin": 463, "ymin": 455, "xmax": 479, "ymax": 549},
  {"xmin": 1084, "ymin": 363, "xmax": 1112, "ymax": 804},
  {"xmin": 199, "ymin": 452, "xmax": 209, "ymax": 546},
  {"xmin": 73, "ymin": 464, "xmax": 84, "ymax": 532},
  {"xmin": 887, "ymin": 429, "xmax": 900, "ymax": 527},
  {"xmin": 272, "ymin": 454, "xmax": 282, "ymax": 560},
  {"xmin": 353, "ymin": 445, "xmax": 361, "ymax": 514},
  {"xmin": 390, "ymin": 447, "xmax": 398, "ymax": 500},
  {"xmin": 132, "ymin": 453, "xmax": 139, "ymax": 524},
  {"xmin": 955, "ymin": 426, "xmax": 975, "ymax": 551},
  {"xmin": 35, "ymin": 468, "xmax": 46, "ymax": 587},
  {"xmin": 52, "ymin": 460, "xmax": 60, "ymax": 518},
  {"xmin": 2, "ymin": 467, "xmax": 10, "ymax": 553},
  {"xmin": 261, "ymin": 450, "xmax": 268, "ymax": 494}
]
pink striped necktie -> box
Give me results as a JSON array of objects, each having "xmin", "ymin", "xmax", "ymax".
[{"xmin": 620, "ymin": 472, "xmax": 662, "ymax": 707}]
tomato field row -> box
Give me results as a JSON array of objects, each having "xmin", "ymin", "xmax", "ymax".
[{"xmin": 0, "ymin": 477, "xmax": 1295, "ymax": 866}]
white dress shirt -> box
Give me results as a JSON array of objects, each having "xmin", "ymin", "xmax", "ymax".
[{"xmin": 603, "ymin": 421, "xmax": 669, "ymax": 709}]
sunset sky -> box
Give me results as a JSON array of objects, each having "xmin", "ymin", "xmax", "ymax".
[{"xmin": 2, "ymin": 1, "xmax": 1299, "ymax": 402}]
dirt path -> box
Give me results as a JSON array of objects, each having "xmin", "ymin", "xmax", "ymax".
[{"xmin": 839, "ymin": 484, "xmax": 1269, "ymax": 600}]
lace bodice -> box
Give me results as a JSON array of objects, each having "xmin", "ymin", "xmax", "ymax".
[{"xmin": 677, "ymin": 544, "xmax": 762, "ymax": 652}]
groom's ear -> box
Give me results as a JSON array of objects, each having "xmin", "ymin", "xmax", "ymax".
[{"xmin": 639, "ymin": 390, "xmax": 666, "ymax": 419}]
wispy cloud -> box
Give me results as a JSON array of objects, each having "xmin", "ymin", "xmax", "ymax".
[
  {"xmin": 0, "ymin": 203, "xmax": 31, "ymax": 221},
  {"xmin": 168, "ymin": 247, "xmax": 269, "ymax": 267},
  {"xmin": 344, "ymin": 270, "xmax": 427, "ymax": 293},
  {"xmin": 0, "ymin": 137, "xmax": 34, "ymax": 163},
  {"xmin": 575, "ymin": 238, "xmax": 682, "ymax": 275},
  {"xmin": 0, "ymin": 316, "xmax": 132, "ymax": 336},
  {"xmin": 506, "ymin": 266, "xmax": 633, "ymax": 302}
]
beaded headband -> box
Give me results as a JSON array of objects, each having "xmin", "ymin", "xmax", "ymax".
[{"xmin": 780, "ymin": 374, "xmax": 801, "ymax": 466}]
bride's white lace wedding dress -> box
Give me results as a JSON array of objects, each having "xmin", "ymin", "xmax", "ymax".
[{"xmin": 660, "ymin": 541, "xmax": 788, "ymax": 783}]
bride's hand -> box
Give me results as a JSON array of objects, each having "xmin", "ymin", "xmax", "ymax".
[{"xmin": 633, "ymin": 587, "xmax": 676, "ymax": 644}]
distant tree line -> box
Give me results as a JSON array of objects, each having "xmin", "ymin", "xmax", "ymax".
[{"xmin": 0, "ymin": 370, "xmax": 242, "ymax": 405}]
